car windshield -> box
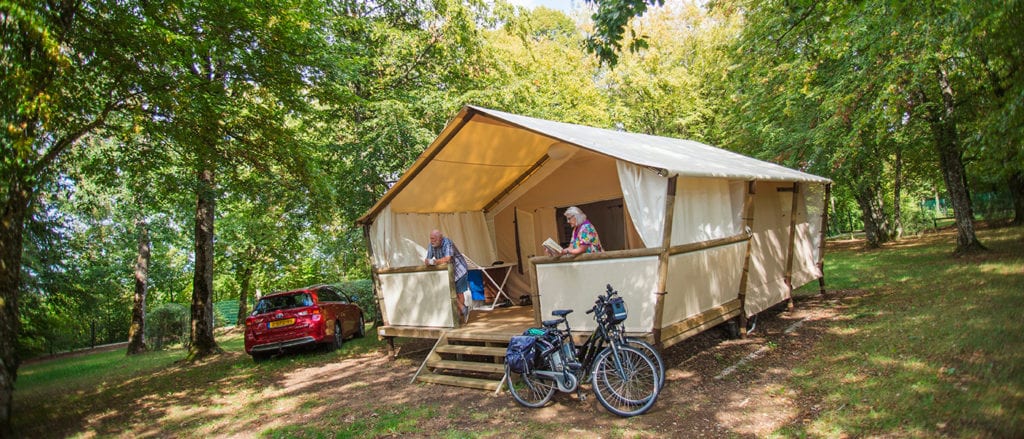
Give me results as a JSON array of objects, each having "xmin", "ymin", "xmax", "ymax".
[{"xmin": 253, "ymin": 293, "xmax": 313, "ymax": 314}]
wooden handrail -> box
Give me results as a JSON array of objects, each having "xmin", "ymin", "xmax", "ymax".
[
  {"xmin": 530, "ymin": 231, "xmax": 751, "ymax": 266},
  {"xmin": 374, "ymin": 265, "xmax": 449, "ymax": 275}
]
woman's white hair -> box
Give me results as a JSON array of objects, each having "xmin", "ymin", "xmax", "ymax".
[{"xmin": 564, "ymin": 206, "xmax": 586, "ymax": 224}]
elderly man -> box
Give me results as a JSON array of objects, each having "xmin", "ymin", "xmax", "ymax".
[{"xmin": 425, "ymin": 229, "xmax": 471, "ymax": 320}]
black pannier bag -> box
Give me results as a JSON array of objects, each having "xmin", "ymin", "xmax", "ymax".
[
  {"xmin": 505, "ymin": 335, "xmax": 539, "ymax": 374},
  {"xmin": 607, "ymin": 296, "xmax": 627, "ymax": 323}
]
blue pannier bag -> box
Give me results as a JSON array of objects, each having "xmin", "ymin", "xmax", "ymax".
[
  {"xmin": 506, "ymin": 335, "xmax": 538, "ymax": 374},
  {"xmin": 607, "ymin": 296, "xmax": 627, "ymax": 323}
]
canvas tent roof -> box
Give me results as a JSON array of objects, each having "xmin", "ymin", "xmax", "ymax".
[{"xmin": 357, "ymin": 105, "xmax": 831, "ymax": 224}]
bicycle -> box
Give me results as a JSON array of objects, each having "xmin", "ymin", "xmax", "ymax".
[{"xmin": 505, "ymin": 284, "xmax": 660, "ymax": 417}]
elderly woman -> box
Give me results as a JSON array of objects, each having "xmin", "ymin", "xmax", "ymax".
[{"xmin": 559, "ymin": 206, "xmax": 604, "ymax": 256}]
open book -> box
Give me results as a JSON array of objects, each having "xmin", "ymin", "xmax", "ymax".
[{"xmin": 542, "ymin": 237, "xmax": 563, "ymax": 255}]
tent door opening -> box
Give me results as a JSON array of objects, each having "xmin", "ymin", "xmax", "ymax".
[{"xmin": 555, "ymin": 198, "xmax": 626, "ymax": 251}]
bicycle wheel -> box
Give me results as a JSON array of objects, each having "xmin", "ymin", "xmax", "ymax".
[
  {"xmin": 505, "ymin": 364, "xmax": 556, "ymax": 408},
  {"xmin": 591, "ymin": 345, "xmax": 659, "ymax": 417},
  {"xmin": 625, "ymin": 337, "xmax": 666, "ymax": 390}
]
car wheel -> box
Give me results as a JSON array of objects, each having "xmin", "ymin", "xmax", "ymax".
[
  {"xmin": 356, "ymin": 315, "xmax": 366, "ymax": 338},
  {"xmin": 332, "ymin": 321, "xmax": 343, "ymax": 350}
]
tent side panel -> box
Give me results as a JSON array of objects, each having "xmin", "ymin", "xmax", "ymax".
[
  {"xmin": 791, "ymin": 183, "xmax": 826, "ymax": 289},
  {"xmin": 746, "ymin": 181, "xmax": 812, "ymax": 316},
  {"xmin": 790, "ymin": 223, "xmax": 822, "ymax": 289},
  {"xmin": 379, "ymin": 271, "xmax": 455, "ymax": 328},
  {"xmin": 660, "ymin": 243, "xmax": 745, "ymax": 329},
  {"xmin": 535, "ymin": 256, "xmax": 659, "ymax": 333}
]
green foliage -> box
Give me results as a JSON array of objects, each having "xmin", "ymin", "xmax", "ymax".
[
  {"xmin": 601, "ymin": 2, "xmax": 740, "ymax": 142},
  {"xmin": 719, "ymin": 0, "xmax": 1021, "ymax": 247},
  {"xmin": 335, "ymin": 280, "xmax": 377, "ymax": 322},
  {"xmin": 469, "ymin": 6, "xmax": 610, "ymax": 126},
  {"xmin": 18, "ymin": 171, "xmax": 136, "ymax": 357},
  {"xmin": 583, "ymin": 0, "xmax": 667, "ymax": 66},
  {"xmin": 899, "ymin": 204, "xmax": 939, "ymax": 236},
  {"xmin": 144, "ymin": 303, "xmax": 189, "ymax": 351}
]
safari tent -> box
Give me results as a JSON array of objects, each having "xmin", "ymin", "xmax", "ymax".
[{"xmin": 357, "ymin": 106, "xmax": 831, "ymax": 372}]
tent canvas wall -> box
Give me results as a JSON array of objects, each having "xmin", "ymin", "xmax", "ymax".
[{"xmin": 358, "ymin": 106, "xmax": 831, "ymax": 347}]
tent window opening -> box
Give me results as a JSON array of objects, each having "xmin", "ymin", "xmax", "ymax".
[{"xmin": 555, "ymin": 198, "xmax": 626, "ymax": 251}]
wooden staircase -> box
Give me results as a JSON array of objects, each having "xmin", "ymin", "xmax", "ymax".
[{"xmin": 413, "ymin": 331, "xmax": 511, "ymax": 394}]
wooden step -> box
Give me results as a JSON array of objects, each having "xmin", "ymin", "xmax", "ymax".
[
  {"xmin": 434, "ymin": 344, "xmax": 507, "ymax": 357},
  {"xmin": 417, "ymin": 372, "xmax": 501, "ymax": 391},
  {"xmin": 427, "ymin": 359, "xmax": 504, "ymax": 374},
  {"xmin": 445, "ymin": 332, "xmax": 515, "ymax": 343}
]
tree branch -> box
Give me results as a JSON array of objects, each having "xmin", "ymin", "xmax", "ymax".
[
  {"xmin": 30, "ymin": 96, "xmax": 126, "ymax": 176},
  {"xmin": 774, "ymin": 0, "xmax": 820, "ymax": 52}
]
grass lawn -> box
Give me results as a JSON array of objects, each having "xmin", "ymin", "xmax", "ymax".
[
  {"xmin": 787, "ymin": 224, "xmax": 1024, "ymax": 437},
  {"xmin": 11, "ymin": 225, "xmax": 1024, "ymax": 438}
]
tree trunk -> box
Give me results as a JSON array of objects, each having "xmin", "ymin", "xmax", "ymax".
[
  {"xmin": 0, "ymin": 184, "xmax": 30, "ymax": 436},
  {"xmin": 126, "ymin": 218, "xmax": 151, "ymax": 355},
  {"xmin": 931, "ymin": 65, "xmax": 986, "ymax": 255},
  {"xmin": 1010, "ymin": 171, "xmax": 1024, "ymax": 226},
  {"xmin": 236, "ymin": 263, "xmax": 253, "ymax": 326},
  {"xmin": 854, "ymin": 184, "xmax": 890, "ymax": 249},
  {"xmin": 893, "ymin": 145, "xmax": 904, "ymax": 239},
  {"xmin": 186, "ymin": 166, "xmax": 223, "ymax": 360}
]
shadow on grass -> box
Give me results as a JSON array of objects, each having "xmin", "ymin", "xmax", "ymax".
[{"xmin": 13, "ymin": 325, "xmax": 396, "ymax": 438}]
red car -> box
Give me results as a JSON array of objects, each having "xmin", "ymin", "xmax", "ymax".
[{"xmin": 244, "ymin": 285, "xmax": 365, "ymax": 361}]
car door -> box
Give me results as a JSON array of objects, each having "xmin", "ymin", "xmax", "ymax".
[
  {"xmin": 321, "ymin": 287, "xmax": 355, "ymax": 336},
  {"xmin": 333, "ymin": 288, "xmax": 359, "ymax": 335}
]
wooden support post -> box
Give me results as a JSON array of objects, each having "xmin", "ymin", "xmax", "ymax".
[
  {"xmin": 783, "ymin": 182, "xmax": 801, "ymax": 310},
  {"xmin": 448, "ymin": 264, "xmax": 462, "ymax": 327},
  {"xmin": 818, "ymin": 183, "xmax": 831, "ymax": 296},
  {"xmin": 364, "ymin": 224, "xmax": 390, "ymax": 330},
  {"xmin": 529, "ymin": 259, "xmax": 542, "ymax": 326},
  {"xmin": 652, "ymin": 176, "xmax": 677, "ymax": 348},
  {"xmin": 386, "ymin": 336, "xmax": 397, "ymax": 360},
  {"xmin": 370, "ymin": 269, "xmax": 388, "ymax": 330},
  {"xmin": 738, "ymin": 181, "xmax": 756, "ymax": 338}
]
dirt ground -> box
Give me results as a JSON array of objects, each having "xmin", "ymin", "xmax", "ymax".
[{"xmin": 244, "ymin": 289, "xmax": 853, "ymax": 438}]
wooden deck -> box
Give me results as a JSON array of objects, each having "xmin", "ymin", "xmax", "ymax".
[{"xmin": 377, "ymin": 304, "xmax": 536, "ymax": 341}]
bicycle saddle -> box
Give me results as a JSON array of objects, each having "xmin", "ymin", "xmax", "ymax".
[
  {"xmin": 551, "ymin": 309, "xmax": 573, "ymax": 317},
  {"xmin": 542, "ymin": 319, "xmax": 563, "ymax": 328}
]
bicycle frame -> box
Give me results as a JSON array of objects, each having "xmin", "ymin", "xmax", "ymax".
[{"xmin": 536, "ymin": 305, "xmax": 633, "ymax": 395}]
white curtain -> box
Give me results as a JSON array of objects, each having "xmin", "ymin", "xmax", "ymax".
[
  {"xmin": 616, "ymin": 161, "xmax": 668, "ymax": 248},
  {"xmin": 803, "ymin": 183, "xmax": 826, "ymax": 264},
  {"xmin": 370, "ymin": 205, "xmax": 396, "ymax": 268},
  {"xmin": 369, "ymin": 207, "xmax": 497, "ymax": 268}
]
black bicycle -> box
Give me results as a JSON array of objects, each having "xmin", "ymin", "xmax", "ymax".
[{"xmin": 505, "ymin": 285, "xmax": 660, "ymax": 417}]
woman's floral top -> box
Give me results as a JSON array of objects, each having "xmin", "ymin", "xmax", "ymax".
[{"xmin": 570, "ymin": 221, "xmax": 604, "ymax": 254}]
